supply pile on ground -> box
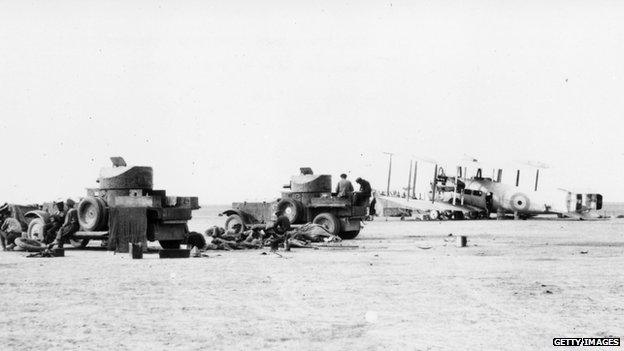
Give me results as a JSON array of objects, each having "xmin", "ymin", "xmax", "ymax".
[{"xmin": 202, "ymin": 223, "xmax": 341, "ymax": 251}]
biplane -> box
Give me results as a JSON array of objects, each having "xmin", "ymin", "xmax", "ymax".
[{"xmin": 376, "ymin": 154, "xmax": 603, "ymax": 220}]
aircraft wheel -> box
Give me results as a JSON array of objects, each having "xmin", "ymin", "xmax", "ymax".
[{"xmin": 429, "ymin": 210, "xmax": 440, "ymax": 220}]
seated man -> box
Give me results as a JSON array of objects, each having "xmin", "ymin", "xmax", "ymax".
[
  {"xmin": 1, "ymin": 213, "xmax": 23, "ymax": 251},
  {"xmin": 334, "ymin": 173, "xmax": 354, "ymax": 199},
  {"xmin": 49, "ymin": 199, "xmax": 79, "ymax": 249},
  {"xmin": 354, "ymin": 177, "xmax": 372, "ymax": 206},
  {"xmin": 44, "ymin": 201, "xmax": 66, "ymax": 244}
]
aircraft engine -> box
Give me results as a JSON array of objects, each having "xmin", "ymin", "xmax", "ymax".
[{"xmin": 509, "ymin": 192, "xmax": 531, "ymax": 212}]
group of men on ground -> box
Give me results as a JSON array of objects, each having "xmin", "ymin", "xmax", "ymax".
[{"xmin": 0, "ymin": 199, "xmax": 80, "ymax": 251}]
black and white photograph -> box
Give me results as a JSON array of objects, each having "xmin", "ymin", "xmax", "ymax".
[{"xmin": 0, "ymin": 1, "xmax": 622, "ymax": 350}]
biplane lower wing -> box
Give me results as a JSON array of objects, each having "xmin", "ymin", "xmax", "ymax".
[{"xmin": 376, "ymin": 196, "xmax": 482, "ymax": 215}]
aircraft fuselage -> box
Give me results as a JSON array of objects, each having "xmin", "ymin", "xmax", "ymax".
[{"xmin": 439, "ymin": 177, "xmax": 602, "ymax": 216}]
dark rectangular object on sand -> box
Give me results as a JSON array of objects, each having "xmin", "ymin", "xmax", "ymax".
[
  {"xmin": 52, "ymin": 248, "xmax": 65, "ymax": 257},
  {"xmin": 159, "ymin": 249, "xmax": 190, "ymax": 259},
  {"xmin": 130, "ymin": 243, "xmax": 143, "ymax": 259}
]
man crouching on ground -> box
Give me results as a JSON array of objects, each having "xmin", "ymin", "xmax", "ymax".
[{"xmin": 265, "ymin": 210, "xmax": 292, "ymax": 251}]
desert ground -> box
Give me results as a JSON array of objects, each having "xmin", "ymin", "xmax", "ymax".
[{"xmin": 1, "ymin": 210, "xmax": 623, "ymax": 350}]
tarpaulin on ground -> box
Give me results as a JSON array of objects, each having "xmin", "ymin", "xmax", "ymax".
[
  {"xmin": 204, "ymin": 223, "xmax": 341, "ymax": 251},
  {"xmin": 107, "ymin": 207, "xmax": 147, "ymax": 253},
  {"xmin": 289, "ymin": 223, "xmax": 334, "ymax": 242}
]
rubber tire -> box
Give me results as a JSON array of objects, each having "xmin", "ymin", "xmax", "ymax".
[
  {"xmin": 27, "ymin": 217, "xmax": 46, "ymax": 242},
  {"xmin": 159, "ymin": 240, "xmax": 181, "ymax": 249},
  {"xmin": 276, "ymin": 198, "xmax": 302, "ymax": 223},
  {"xmin": 312, "ymin": 213, "xmax": 341, "ymax": 236},
  {"xmin": 339, "ymin": 230, "xmax": 360, "ymax": 240},
  {"xmin": 78, "ymin": 197, "xmax": 107, "ymax": 231},
  {"xmin": 14, "ymin": 238, "xmax": 46, "ymax": 252},
  {"xmin": 225, "ymin": 214, "xmax": 245, "ymax": 233},
  {"xmin": 429, "ymin": 210, "xmax": 440, "ymax": 220},
  {"xmin": 69, "ymin": 238, "xmax": 90, "ymax": 249}
]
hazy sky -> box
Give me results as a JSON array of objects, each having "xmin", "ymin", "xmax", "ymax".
[{"xmin": 1, "ymin": 0, "xmax": 622, "ymax": 204}]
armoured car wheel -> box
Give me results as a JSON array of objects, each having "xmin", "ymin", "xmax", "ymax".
[
  {"xmin": 339, "ymin": 230, "xmax": 360, "ymax": 240},
  {"xmin": 69, "ymin": 238, "xmax": 90, "ymax": 249},
  {"xmin": 27, "ymin": 218, "xmax": 46, "ymax": 242},
  {"xmin": 159, "ymin": 240, "xmax": 181, "ymax": 249},
  {"xmin": 276, "ymin": 198, "xmax": 302, "ymax": 223},
  {"xmin": 225, "ymin": 214, "xmax": 245, "ymax": 234},
  {"xmin": 78, "ymin": 197, "xmax": 107, "ymax": 231},
  {"xmin": 312, "ymin": 213, "xmax": 340, "ymax": 236}
]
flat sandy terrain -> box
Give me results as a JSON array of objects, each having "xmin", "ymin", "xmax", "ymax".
[{"xmin": 1, "ymin": 217, "xmax": 623, "ymax": 350}]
